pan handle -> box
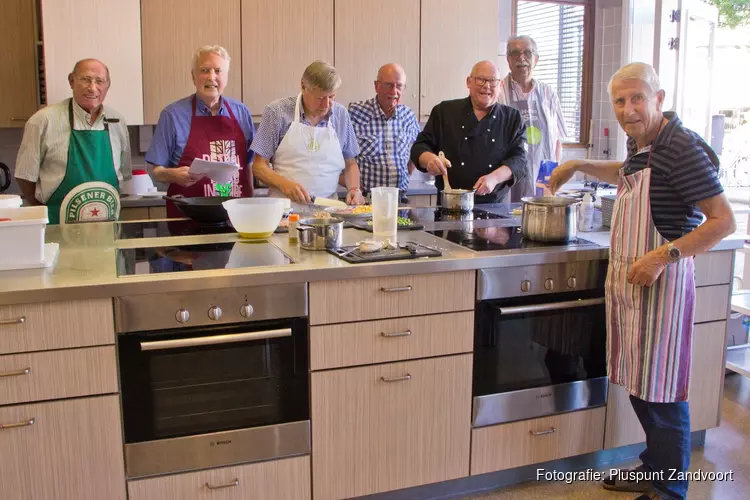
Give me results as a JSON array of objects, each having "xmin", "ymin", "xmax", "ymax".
[{"xmin": 163, "ymin": 195, "xmax": 188, "ymax": 205}]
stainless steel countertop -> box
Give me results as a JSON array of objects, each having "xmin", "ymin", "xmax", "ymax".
[{"xmin": 0, "ymin": 205, "xmax": 743, "ymax": 306}]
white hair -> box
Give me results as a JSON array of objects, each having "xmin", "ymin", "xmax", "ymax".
[
  {"xmin": 608, "ymin": 62, "xmax": 661, "ymax": 95},
  {"xmin": 191, "ymin": 45, "xmax": 231, "ymax": 73},
  {"xmin": 507, "ymin": 35, "xmax": 538, "ymax": 55}
]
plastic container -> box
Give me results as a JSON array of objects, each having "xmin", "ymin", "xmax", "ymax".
[
  {"xmin": 288, "ymin": 213, "xmax": 299, "ymax": 243},
  {"xmin": 535, "ymin": 160, "xmax": 558, "ymax": 196},
  {"xmin": 0, "ymin": 194, "xmax": 23, "ymax": 208},
  {"xmin": 0, "ymin": 205, "xmax": 49, "ymax": 267},
  {"xmin": 121, "ymin": 169, "xmax": 156, "ymax": 195},
  {"xmin": 578, "ymin": 193, "xmax": 595, "ymax": 232},
  {"xmin": 222, "ymin": 198, "xmax": 285, "ymax": 239}
]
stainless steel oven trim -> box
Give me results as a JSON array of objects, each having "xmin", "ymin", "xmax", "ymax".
[
  {"xmin": 495, "ymin": 297, "xmax": 605, "ymax": 316},
  {"xmin": 124, "ymin": 420, "xmax": 310, "ymax": 479},
  {"xmin": 472, "ymin": 377, "xmax": 608, "ymax": 428},
  {"xmin": 139, "ymin": 328, "xmax": 292, "ymax": 351}
]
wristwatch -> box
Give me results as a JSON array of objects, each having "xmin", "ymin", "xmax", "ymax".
[{"xmin": 666, "ymin": 242, "xmax": 681, "ymax": 264}]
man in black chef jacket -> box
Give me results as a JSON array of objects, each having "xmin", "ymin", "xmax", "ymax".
[{"xmin": 411, "ymin": 60, "xmax": 527, "ymax": 203}]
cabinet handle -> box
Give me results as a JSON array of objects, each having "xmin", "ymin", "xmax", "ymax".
[
  {"xmin": 0, "ymin": 316, "xmax": 26, "ymax": 326},
  {"xmin": 205, "ymin": 479, "xmax": 239, "ymax": 490},
  {"xmin": 380, "ymin": 286, "xmax": 412, "ymax": 293},
  {"xmin": 381, "ymin": 374, "xmax": 411, "ymax": 383},
  {"xmin": 0, "ymin": 367, "xmax": 31, "ymax": 378},
  {"xmin": 530, "ymin": 427, "xmax": 556, "ymax": 436},
  {"xmin": 380, "ymin": 329, "xmax": 412, "ymax": 338},
  {"xmin": 0, "ymin": 418, "xmax": 36, "ymax": 430},
  {"xmin": 10, "ymin": 117, "xmax": 30, "ymax": 122}
]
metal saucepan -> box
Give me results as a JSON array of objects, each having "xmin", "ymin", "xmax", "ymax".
[
  {"xmin": 297, "ymin": 217, "xmax": 344, "ymax": 251},
  {"xmin": 163, "ymin": 195, "xmax": 235, "ymax": 224},
  {"xmin": 441, "ymin": 189, "xmax": 475, "ymax": 212},
  {"xmin": 520, "ymin": 196, "xmax": 580, "ymax": 242}
]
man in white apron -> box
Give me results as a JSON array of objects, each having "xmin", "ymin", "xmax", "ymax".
[
  {"xmin": 250, "ymin": 61, "xmax": 365, "ymax": 210},
  {"xmin": 498, "ymin": 35, "xmax": 568, "ymax": 201},
  {"xmin": 549, "ymin": 63, "xmax": 735, "ymax": 500}
]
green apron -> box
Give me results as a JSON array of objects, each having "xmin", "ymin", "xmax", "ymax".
[{"xmin": 46, "ymin": 99, "xmax": 120, "ymax": 224}]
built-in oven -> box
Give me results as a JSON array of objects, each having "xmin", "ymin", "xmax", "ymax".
[
  {"xmin": 115, "ymin": 283, "xmax": 309, "ymax": 479},
  {"xmin": 473, "ymin": 260, "xmax": 608, "ymax": 427}
]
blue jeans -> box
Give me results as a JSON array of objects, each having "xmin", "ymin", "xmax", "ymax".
[{"xmin": 629, "ymin": 395, "xmax": 691, "ymax": 500}]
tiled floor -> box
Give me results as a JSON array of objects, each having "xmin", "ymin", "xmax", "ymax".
[{"xmin": 460, "ymin": 374, "xmax": 750, "ymax": 500}]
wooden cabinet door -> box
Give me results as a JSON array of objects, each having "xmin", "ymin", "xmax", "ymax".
[
  {"xmin": 311, "ymin": 354, "xmax": 472, "ymax": 500},
  {"xmin": 141, "ymin": 0, "xmax": 242, "ymax": 124},
  {"xmin": 242, "ymin": 0, "xmax": 334, "ymax": 118},
  {"xmin": 420, "ymin": 0, "xmax": 500, "ymax": 120},
  {"xmin": 0, "ymin": 0, "xmax": 38, "ymax": 128},
  {"xmin": 42, "ymin": 0, "xmax": 144, "ymax": 125},
  {"xmin": 333, "ymin": 0, "xmax": 420, "ymax": 112},
  {"xmin": 0, "ymin": 395, "xmax": 126, "ymax": 500}
]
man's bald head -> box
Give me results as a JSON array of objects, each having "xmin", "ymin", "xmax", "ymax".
[
  {"xmin": 68, "ymin": 58, "xmax": 111, "ymax": 114},
  {"xmin": 374, "ymin": 63, "xmax": 407, "ymax": 114},
  {"xmin": 467, "ymin": 60, "xmax": 501, "ymax": 112},
  {"xmin": 71, "ymin": 59, "xmax": 110, "ymax": 82},
  {"xmin": 470, "ymin": 60, "xmax": 500, "ymax": 78}
]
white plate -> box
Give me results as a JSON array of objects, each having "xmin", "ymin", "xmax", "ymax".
[
  {"xmin": 0, "ymin": 243, "xmax": 59, "ymax": 271},
  {"xmin": 137, "ymin": 191, "xmax": 168, "ymax": 197}
]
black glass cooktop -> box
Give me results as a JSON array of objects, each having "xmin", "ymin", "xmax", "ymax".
[
  {"xmin": 429, "ymin": 208, "xmax": 507, "ymax": 222},
  {"xmin": 427, "ymin": 226, "xmax": 596, "ymax": 251},
  {"xmin": 116, "ymin": 241, "xmax": 293, "ymax": 276},
  {"xmin": 115, "ymin": 219, "xmax": 236, "ymax": 240}
]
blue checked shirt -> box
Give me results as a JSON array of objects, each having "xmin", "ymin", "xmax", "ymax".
[
  {"xmin": 250, "ymin": 96, "xmax": 360, "ymax": 161},
  {"xmin": 348, "ymin": 97, "xmax": 420, "ymax": 192}
]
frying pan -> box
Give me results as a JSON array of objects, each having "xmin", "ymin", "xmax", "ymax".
[{"xmin": 163, "ymin": 195, "xmax": 235, "ymax": 223}]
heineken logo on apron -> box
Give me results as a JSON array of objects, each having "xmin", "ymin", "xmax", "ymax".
[{"xmin": 60, "ymin": 182, "xmax": 120, "ymax": 224}]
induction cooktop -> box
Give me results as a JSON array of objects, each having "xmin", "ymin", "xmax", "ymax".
[
  {"xmin": 426, "ymin": 226, "xmax": 596, "ymax": 251},
  {"xmin": 114, "ymin": 219, "xmax": 236, "ymax": 240}
]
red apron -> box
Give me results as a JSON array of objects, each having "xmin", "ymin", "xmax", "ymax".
[{"xmin": 166, "ymin": 96, "xmax": 251, "ymax": 218}]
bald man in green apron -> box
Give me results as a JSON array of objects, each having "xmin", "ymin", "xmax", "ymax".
[{"xmin": 15, "ymin": 58, "xmax": 131, "ymax": 224}]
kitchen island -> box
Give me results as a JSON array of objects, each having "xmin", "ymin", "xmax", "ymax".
[{"xmin": 0, "ymin": 208, "xmax": 742, "ymax": 500}]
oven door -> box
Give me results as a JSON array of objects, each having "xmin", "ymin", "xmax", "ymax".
[
  {"xmin": 118, "ymin": 317, "xmax": 309, "ymax": 478},
  {"xmin": 473, "ymin": 291, "xmax": 608, "ymax": 427}
]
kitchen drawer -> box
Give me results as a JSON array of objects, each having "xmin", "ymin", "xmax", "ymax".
[
  {"xmin": 310, "ymin": 311, "xmax": 474, "ymax": 370},
  {"xmin": 694, "ymin": 250, "xmax": 733, "ymax": 287},
  {"xmin": 0, "ymin": 298, "xmax": 114, "ymax": 355},
  {"xmin": 470, "ymin": 407, "xmax": 606, "ymax": 475},
  {"xmin": 0, "ymin": 346, "xmax": 118, "ymax": 405},
  {"xmin": 127, "ymin": 456, "xmax": 311, "ymax": 500},
  {"xmin": 309, "ymin": 271, "xmax": 475, "ymax": 325},
  {"xmin": 694, "ymin": 285, "xmax": 730, "ymax": 323},
  {"xmin": 0, "ymin": 395, "xmax": 125, "ymax": 500}
]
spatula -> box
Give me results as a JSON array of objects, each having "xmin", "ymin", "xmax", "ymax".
[{"xmin": 438, "ymin": 151, "xmax": 452, "ymax": 191}]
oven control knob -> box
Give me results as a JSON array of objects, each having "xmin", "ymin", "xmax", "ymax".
[
  {"xmin": 208, "ymin": 306, "xmax": 222, "ymax": 321},
  {"xmin": 567, "ymin": 276, "xmax": 577, "ymax": 289},
  {"xmin": 520, "ymin": 280, "xmax": 531, "ymax": 293},
  {"xmin": 544, "ymin": 278, "xmax": 555, "ymax": 291},
  {"xmin": 175, "ymin": 308, "xmax": 190, "ymax": 324},
  {"xmin": 240, "ymin": 304, "xmax": 254, "ymax": 318}
]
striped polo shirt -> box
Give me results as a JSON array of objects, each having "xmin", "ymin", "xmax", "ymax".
[{"xmin": 623, "ymin": 111, "xmax": 723, "ymax": 241}]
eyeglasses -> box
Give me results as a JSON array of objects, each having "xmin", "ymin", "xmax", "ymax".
[
  {"xmin": 509, "ymin": 49, "xmax": 536, "ymax": 59},
  {"xmin": 75, "ymin": 76, "xmax": 108, "ymax": 87},
  {"xmin": 377, "ymin": 81, "xmax": 406, "ymax": 91},
  {"xmin": 472, "ymin": 77, "xmax": 501, "ymax": 88}
]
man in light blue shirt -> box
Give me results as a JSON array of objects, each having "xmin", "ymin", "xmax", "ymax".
[
  {"xmin": 348, "ymin": 64, "xmax": 420, "ymax": 200},
  {"xmin": 250, "ymin": 61, "xmax": 365, "ymax": 205}
]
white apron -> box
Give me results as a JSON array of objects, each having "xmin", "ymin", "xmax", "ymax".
[{"xmin": 269, "ymin": 93, "xmax": 345, "ymax": 203}]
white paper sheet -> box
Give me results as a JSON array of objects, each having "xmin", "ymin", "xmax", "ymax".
[{"xmin": 189, "ymin": 158, "xmax": 239, "ymax": 184}]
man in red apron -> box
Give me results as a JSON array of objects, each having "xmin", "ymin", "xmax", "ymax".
[
  {"xmin": 549, "ymin": 63, "xmax": 735, "ymax": 500},
  {"xmin": 147, "ymin": 46, "xmax": 254, "ymax": 218}
]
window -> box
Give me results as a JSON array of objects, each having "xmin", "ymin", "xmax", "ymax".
[{"xmin": 514, "ymin": 0, "xmax": 593, "ymax": 144}]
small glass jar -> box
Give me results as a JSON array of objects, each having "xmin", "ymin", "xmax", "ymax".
[{"xmin": 287, "ymin": 214, "xmax": 299, "ymax": 244}]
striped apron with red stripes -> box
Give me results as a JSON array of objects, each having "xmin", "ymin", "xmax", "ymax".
[{"xmin": 605, "ymin": 151, "xmax": 695, "ymax": 403}]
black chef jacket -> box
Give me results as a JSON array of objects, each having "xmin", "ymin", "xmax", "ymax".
[{"xmin": 410, "ymin": 97, "xmax": 527, "ymax": 203}]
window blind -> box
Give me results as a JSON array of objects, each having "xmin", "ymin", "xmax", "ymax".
[{"xmin": 516, "ymin": 1, "xmax": 586, "ymax": 142}]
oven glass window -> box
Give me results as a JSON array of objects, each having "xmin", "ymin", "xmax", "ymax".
[
  {"xmin": 474, "ymin": 292, "xmax": 606, "ymax": 396},
  {"xmin": 119, "ymin": 318, "xmax": 308, "ymax": 443}
]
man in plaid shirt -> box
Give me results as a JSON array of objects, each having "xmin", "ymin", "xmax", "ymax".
[{"xmin": 348, "ymin": 64, "xmax": 421, "ymax": 201}]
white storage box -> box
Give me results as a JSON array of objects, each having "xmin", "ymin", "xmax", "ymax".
[{"xmin": 0, "ymin": 206, "xmax": 49, "ymax": 267}]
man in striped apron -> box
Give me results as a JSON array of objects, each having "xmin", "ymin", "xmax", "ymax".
[{"xmin": 549, "ymin": 63, "xmax": 736, "ymax": 500}]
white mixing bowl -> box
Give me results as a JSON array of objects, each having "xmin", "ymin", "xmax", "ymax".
[{"xmin": 223, "ymin": 198, "xmax": 285, "ymax": 239}]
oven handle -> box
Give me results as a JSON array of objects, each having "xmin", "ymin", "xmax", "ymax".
[
  {"xmin": 495, "ymin": 297, "xmax": 605, "ymax": 316},
  {"xmin": 139, "ymin": 328, "xmax": 292, "ymax": 351}
]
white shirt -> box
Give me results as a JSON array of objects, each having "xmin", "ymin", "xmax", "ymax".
[{"xmin": 15, "ymin": 99, "xmax": 132, "ymax": 203}]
